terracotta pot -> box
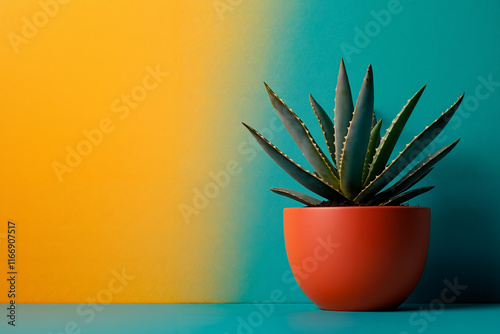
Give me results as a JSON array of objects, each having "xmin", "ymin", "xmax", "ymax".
[{"xmin": 283, "ymin": 206, "xmax": 430, "ymax": 311}]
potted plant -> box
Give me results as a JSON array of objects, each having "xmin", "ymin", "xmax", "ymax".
[{"xmin": 243, "ymin": 59, "xmax": 464, "ymax": 311}]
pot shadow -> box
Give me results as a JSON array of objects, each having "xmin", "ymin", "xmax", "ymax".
[{"xmin": 395, "ymin": 303, "xmax": 500, "ymax": 312}]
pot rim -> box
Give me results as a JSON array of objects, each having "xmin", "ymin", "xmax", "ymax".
[{"xmin": 284, "ymin": 206, "xmax": 430, "ymax": 211}]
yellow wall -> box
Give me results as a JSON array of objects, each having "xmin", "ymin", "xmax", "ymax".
[{"xmin": 0, "ymin": 0, "xmax": 271, "ymax": 303}]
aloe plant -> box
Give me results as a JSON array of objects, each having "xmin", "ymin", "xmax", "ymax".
[{"xmin": 242, "ymin": 59, "xmax": 464, "ymax": 206}]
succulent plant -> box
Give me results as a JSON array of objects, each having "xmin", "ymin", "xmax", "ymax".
[{"xmin": 242, "ymin": 59, "xmax": 464, "ymax": 206}]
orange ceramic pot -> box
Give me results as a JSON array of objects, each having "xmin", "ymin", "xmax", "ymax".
[{"xmin": 284, "ymin": 206, "xmax": 430, "ymax": 311}]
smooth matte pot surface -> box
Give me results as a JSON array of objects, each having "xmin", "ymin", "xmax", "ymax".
[{"xmin": 284, "ymin": 206, "xmax": 430, "ymax": 311}]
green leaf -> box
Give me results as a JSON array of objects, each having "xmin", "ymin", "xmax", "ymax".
[
  {"xmin": 334, "ymin": 58, "xmax": 355, "ymax": 168},
  {"xmin": 264, "ymin": 83, "xmax": 339, "ymax": 188},
  {"xmin": 340, "ymin": 65, "xmax": 374, "ymax": 199},
  {"xmin": 354, "ymin": 93, "xmax": 464, "ymax": 203},
  {"xmin": 371, "ymin": 111, "xmax": 381, "ymax": 150},
  {"xmin": 371, "ymin": 111, "xmax": 378, "ymax": 129},
  {"xmin": 381, "ymin": 186, "xmax": 434, "ymax": 206},
  {"xmin": 242, "ymin": 123, "xmax": 347, "ymax": 202},
  {"xmin": 369, "ymin": 140, "xmax": 459, "ymax": 205},
  {"xmin": 364, "ymin": 86, "xmax": 426, "ymax": 186},
  {"xmin": 370, "ymin": 168, "xmax": 434, "ymax": 205},
  {"xmin": 310, "ymin": 94, "xmax": 337, "ymax": 173},
  {"xmin": 270, "ymin": 188, "xmax": 323, "ymax": 206},
  {"xmin": 362, "ymin": 119, "xmax": 383, "ymax": 183}
]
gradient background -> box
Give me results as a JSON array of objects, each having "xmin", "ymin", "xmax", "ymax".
[{"xmin": 0, "ymin": 0, "xmax": 499, "ymax": 305}]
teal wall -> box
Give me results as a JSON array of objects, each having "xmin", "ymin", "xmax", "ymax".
[{"xmin": 237, "ymin": 0, "xmax": 500, "ymax": 303}]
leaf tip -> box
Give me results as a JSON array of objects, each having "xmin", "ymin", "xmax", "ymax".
[{"xmin": 339, "ymin": 58, "xmax": 347, "ymax": 73}]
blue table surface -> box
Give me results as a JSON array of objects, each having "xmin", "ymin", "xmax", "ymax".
[{"xmin": 1, "ymin": 303, "xmax": 499, "ymax": 334}]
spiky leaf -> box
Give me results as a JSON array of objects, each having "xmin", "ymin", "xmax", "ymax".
[
  {"xmin": 242, "ymin": 123, "xmax": 347, "ymax": 202},
  {"xmin": 264, "ymin": 83, "xmax": 339, "ymax": 188},
  {"xmin": 371, "ymin": 111, "xmax": 378, "ymax": 129},
  {"xmin": 354, "ymin": 93, "xmax": 464, "ymax": 203},
  {"xmin": 369, "ymin": 140, "xmax": 459, "ymax": 205},
  {"xmin": 381, "ymin": 186, "xmax": 434, "ymax": 206},
  {"xmin": 270, "ymin": 188, "xmax": 323, "ymax": 206},
  {"xmin": 334, "ymin": 59, "xmax": 354, "ymax": 167},
  {"xmin": 364, "ymin": 86, "xmax": 426, "ymax": 185},
  {"xmin": 371, "ymin": 111, "xmax": 381, "ymax": 150},
  {"xmin": 362, "ymin": 119, "xmax": 383, "ymax": 183},
  {"xmin": 369, "ymin": 168, "xmax": 434, "ymax": 205},
  {"xmin": 310, "ymin": 94, "xmax": 336, "ymax": 171},
  {"xmin": 340, "ymin": 65, "xmax": 374, "ymax": 199}
]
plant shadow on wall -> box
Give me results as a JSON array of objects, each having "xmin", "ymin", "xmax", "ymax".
[
  {"xmin": 242, "ymin": 59, "xmax": 467, "ymax": 311},
  {"xmin": 415, "ymin": 174, "xmax": 500, "ymax": 303},
  {"xmin": 407, "ymin": 72, "xmax": 500, "ymax": 304}
]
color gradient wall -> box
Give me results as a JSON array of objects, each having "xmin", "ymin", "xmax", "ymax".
[{"xmin": 0, "ymin": 0, "xmax": 499, "ymax": 304}]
